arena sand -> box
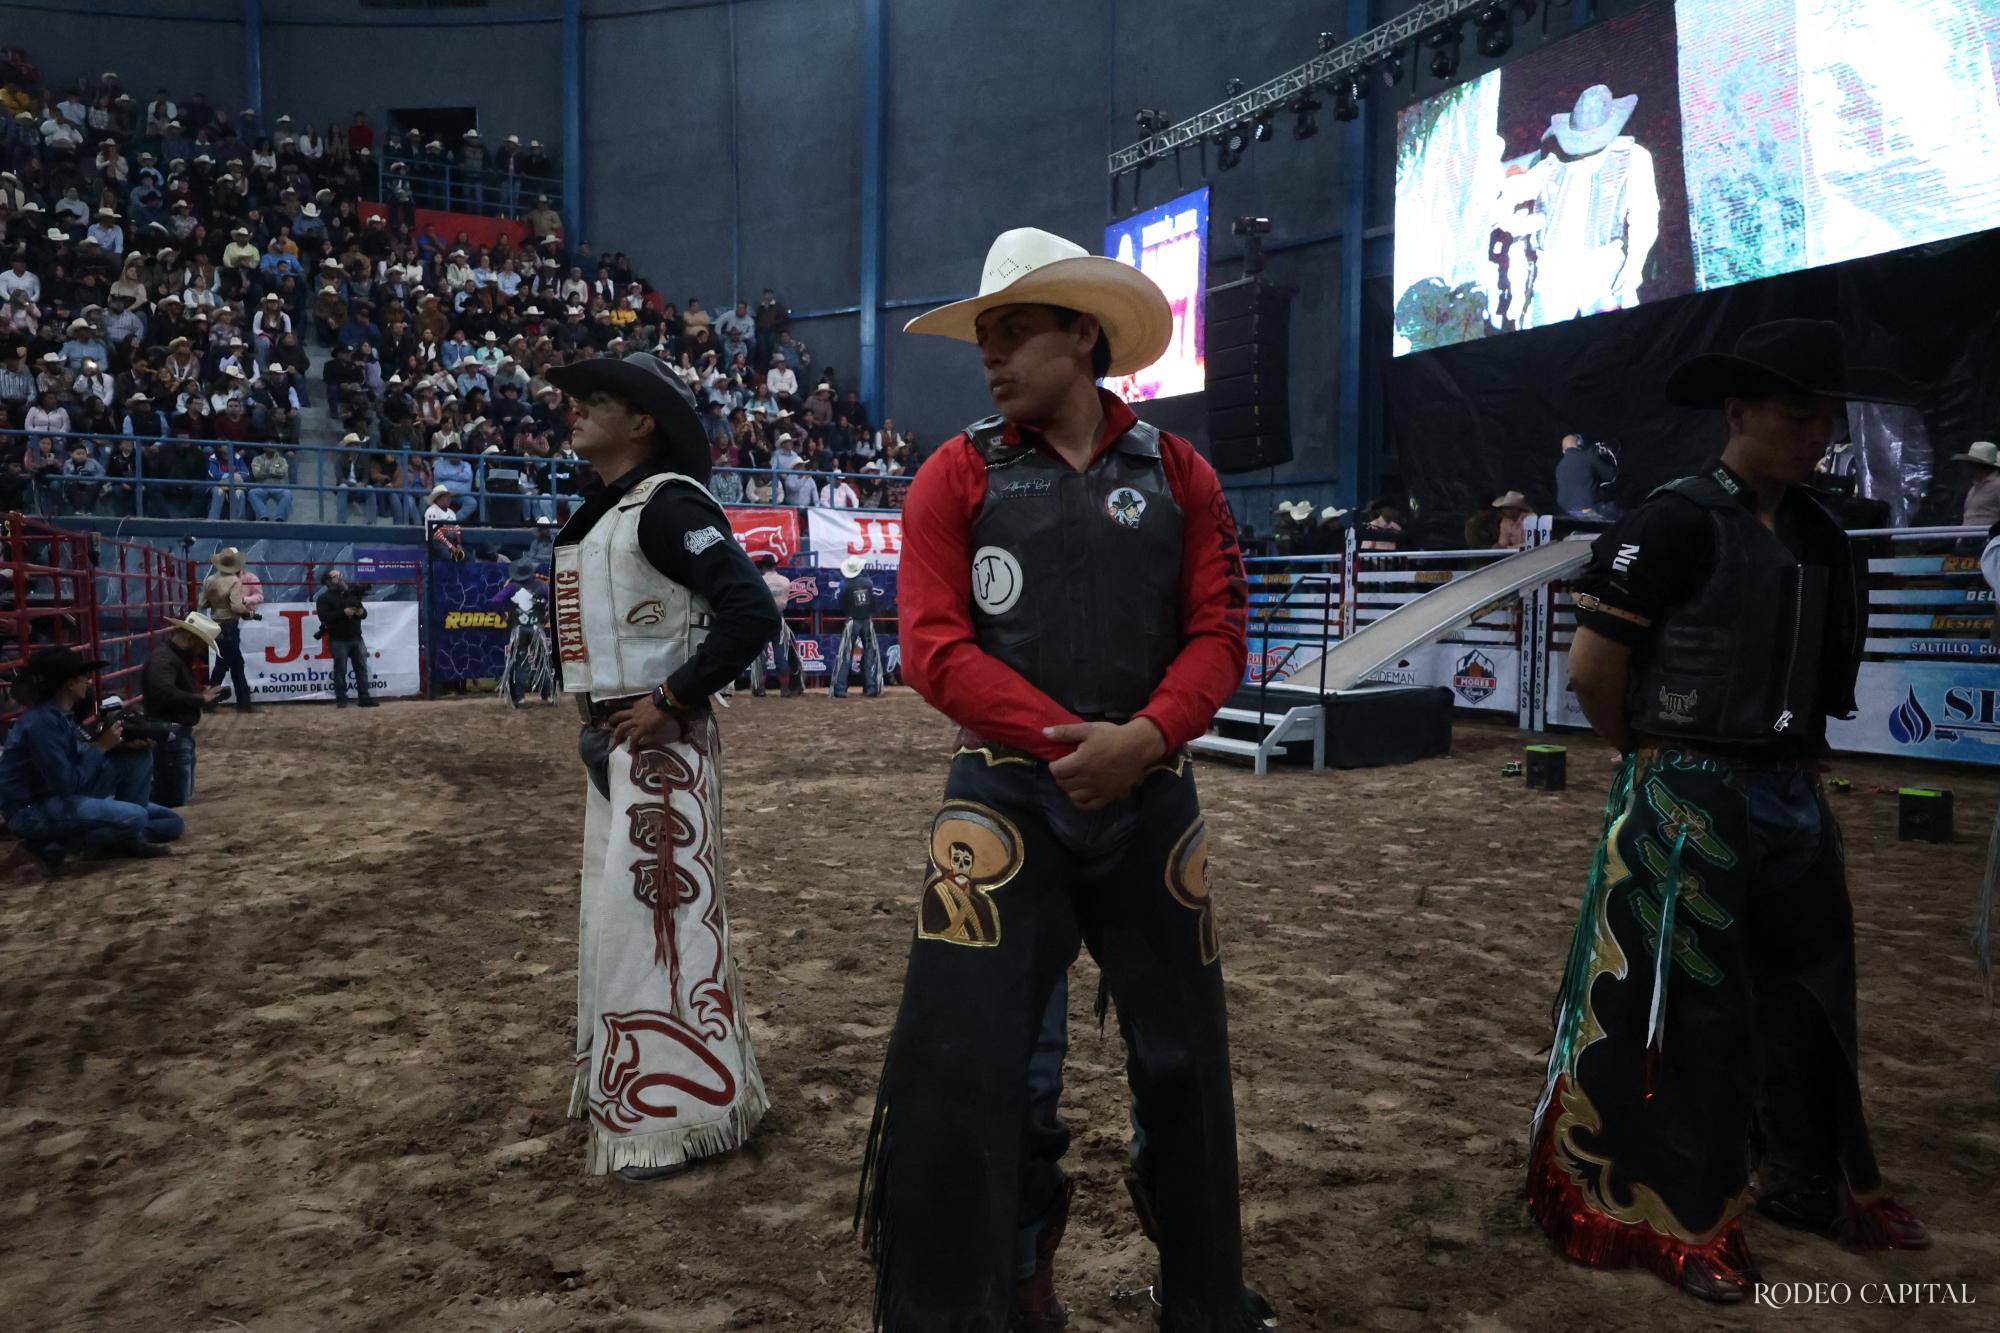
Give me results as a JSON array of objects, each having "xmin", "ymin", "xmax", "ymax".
[{"xmin": 2, "ymin": 691, "xmax": 1995, "ymax": 1333}]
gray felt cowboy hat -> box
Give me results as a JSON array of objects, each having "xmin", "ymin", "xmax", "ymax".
[
  {"xmin": 1546, "ymin": 85, "xmax": 1638, "ymax": 156},
  {"xmin": 1665, "ymin": 319, "xmax": 1920, "ymax": 409}
]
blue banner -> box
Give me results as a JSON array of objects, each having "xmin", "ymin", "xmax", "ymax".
[
  {"xmin": 1827, "ymin": 661, "xmax": 2000, "ymax": 766},
  {"xmin": 430, "ymin": 559, "xmax": 517, "ymax": 684}
]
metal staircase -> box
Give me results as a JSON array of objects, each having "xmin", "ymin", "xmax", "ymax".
[{"xmin": 1191, "ymin": 688, "xmax": 1326, "ymax": 775}]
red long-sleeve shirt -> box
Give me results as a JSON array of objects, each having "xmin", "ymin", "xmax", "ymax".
[{"xmin": 899, "ymin": 390, "xmax": 1248, "ymax": 761}]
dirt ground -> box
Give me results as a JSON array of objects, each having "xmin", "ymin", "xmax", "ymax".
[{"xmin": 2, "ymin": 690, "xmax": 1996, "ymax": 1333}]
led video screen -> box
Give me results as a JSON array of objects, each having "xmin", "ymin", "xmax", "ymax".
[
  {"xmin": 1392, "ymin": 0, "xmax": 2000, "ymax": 356},
  {"xmin": 1103, "ymin": 185, "xmax": 1209, "ymax": 400}
]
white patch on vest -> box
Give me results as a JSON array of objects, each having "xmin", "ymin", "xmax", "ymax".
[
  {"xmin": 683, "ymin": 525, "xmax": 726, "ymax": 556},
  {"xmin": 971, "ymin": 546, "xmax": 1024, "ymax": 615},
  {"xmin": 1105, "ymin": 486, "xmax": 1147, "ymax": 528}
]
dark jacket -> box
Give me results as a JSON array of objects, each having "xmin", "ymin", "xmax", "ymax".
[
  {"xmin": 316, "ymin": 585, "xmax": 368, "ymax": 642},
  {"xmin": 143, "ymin": 640, "xmax": 208, "ymax": 728}
]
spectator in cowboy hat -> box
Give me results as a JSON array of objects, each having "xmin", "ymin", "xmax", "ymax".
[
  {"xmin": 1954, "ymin": 440, "xmax": 2000, "ymax": 529},
  {"xmin": 425, "ymin": 483, "xmax": 466, "ymax": 560},
  {"xmin": 1492, "ymin": 489, "xmax": 1537, "ymax": 549},
  {"xmin": 0, "ymin": 646, "xmax": 185, "ymax": 877},
  {"xmin": 144, "ymin": 610, "xmax": 227, "ymax": 806},
  {"xmin": 198, "ymin": 547, "xmax": 259, "ymax": 711}
]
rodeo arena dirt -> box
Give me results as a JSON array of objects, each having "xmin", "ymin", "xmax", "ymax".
[{"xmin": 1, "ymin": 527, "xmax": 1996, "ymax": 1333}]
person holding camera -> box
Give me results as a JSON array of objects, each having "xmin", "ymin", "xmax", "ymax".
[
  {"xmin": 198, "ymin": 546, "xmax": 259, "ymax": 712},
  {"xmin": 144, "ymin": 610, "xmax": 228, "ymax": 806},
  {"xmin": 1, "ymin": 647, "xmax": 185, "ymax": 877},
  {"xmin": 315, "ymin": 569, "xmax": 376, "ymax": 708}
]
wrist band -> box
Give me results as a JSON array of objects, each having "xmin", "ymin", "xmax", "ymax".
[{"xmin": 651, "ymin": 683, "xmax": 682, "ymax": 713}]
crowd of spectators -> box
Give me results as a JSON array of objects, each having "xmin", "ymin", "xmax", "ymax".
[{"xmin": 0, "ymin": 47, "xmax": 917, "ymax": 527}]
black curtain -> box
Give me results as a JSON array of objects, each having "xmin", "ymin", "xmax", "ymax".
[{"xmin": 1384, "ymin": 229, "xmax": 2000, "ymax": 538}]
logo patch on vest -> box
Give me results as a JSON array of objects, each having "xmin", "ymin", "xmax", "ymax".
[
  {"xmin": 971, "ymin": 546, "xmax": 1023, "ymax": 615},
  {"xmin": 1657, "ymin": 685, "xmax": 1699, "ymax": 725},
  {"xmin": 683, "ymin": 525, "xmax": 725, "ymax": 555},
  {"xmin": 1105, "ymin": 486, "xmax": 1147, "ymax": 528},
  {"xmin": 626, "ymin": 599, "xmax": 665, "ymax": 626}
]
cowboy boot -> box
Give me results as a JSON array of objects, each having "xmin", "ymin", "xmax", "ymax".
[{"xmin": 1009, "ymin": 1178, "xmax": 1074, "ymax": 1332}]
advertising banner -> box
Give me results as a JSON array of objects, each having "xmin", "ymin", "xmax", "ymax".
[
  {"xmin": 430, "ymin": 559, "xmax": 516, "ymax": 684},
  {"xmin": 805, "ymin": 509, "xmax": 904, "ymax": 568},
  {"xmin": 1361, "ymin": 642, "xmax": 1521, "ymax": 714},
  {"xmin": 727, "ymin": 506, "xmax": 802, "ymax": 564},
  {"xmin": 1826, "ymin": 661, "xmax": 2000, "ymax": 766},
  {"xmin": 782, "ymin": 634, "xmax": 901, "ymax": 683},
  {"xmin": 226, "ymin": 601, "xmax": 422, "ymax": 701}
]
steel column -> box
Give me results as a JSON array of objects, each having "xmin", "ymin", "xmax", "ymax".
[
  {"xmin": 858, "ymin": 0, "xmax": 889, "ymax": 416},
  {"xmin": 1336, "ymin": 0, "xmax": 1373, "ymax": 511},
  {"xmin": 562, "ymin": 0, "xmax": 586, "ymax": 243}
]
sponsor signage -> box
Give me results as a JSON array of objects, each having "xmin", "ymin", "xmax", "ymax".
[
  {"xmin": 807, "ymin": 509, "xmax": 904, "ymax": 568},
  {"xmin": 228, "ymin": 601, "xmax": 422, "ymax": 701},
  {"xmin": 726, "ymin": 506, "xmax": 801, "ymax": 563},
  {"xmin": 1828, "ymin": 662, "xmax": 2000, "ymax": 765}
]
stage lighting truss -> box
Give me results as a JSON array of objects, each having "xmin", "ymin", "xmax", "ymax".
[{"xmin": 1107, "ymin": 0, "xmax": 1499, "ymax": 176}]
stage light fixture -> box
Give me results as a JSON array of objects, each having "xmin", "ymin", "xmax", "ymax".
[
  {"xmin": 1476, "ymin": 4, "xmax": 1513, "ymax": 58},
  {"xmin": 1427, "ymin": 24, "xmax": 1463, "ymax": 81},
  {"xmin": 1134, "ymin": 107, "xmax": 1170, "ymax": 136},
  {"xmin": 1224, "ymin": 78, "xmax": 1246, "ymax": 98},
  {"xmin": 1214, "ymin": 123, "xmax": 1248, "ymax": 170},
  {"xmin": 1291, "ymin": 93, "xmax": 1321, "ymax": 140},
  {"xmin": 1318, "ymin": 31, "xmax": 1339, "ymax": 54},
  {"xmin": 1333, "ymin": 84, "xmax": 1360, "ymax": 123},
  {"xmin": 1380, "ymin": 47, "xmax": 1407, "ymax": 87},
  {"xmin": 1345, "ymin": 69, "xmax": 1371, "ymax": 102},
  {"xmin": 1252, "ymin": 114, "xmax": 1273, "ymax": 143}
]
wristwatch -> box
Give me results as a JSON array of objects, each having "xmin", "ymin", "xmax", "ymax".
[{"xmin": 650, "ymin": 682, "xmax": 683, "ymax": 714}]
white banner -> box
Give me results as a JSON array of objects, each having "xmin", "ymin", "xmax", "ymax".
[
  {"xmin": 1362, "ymin": 641, "xmax": 1521, "ymax": 714},
  {"xmin": 806, "ymin": 508, "xmax": 904, "ymax": 568},
  {"xmin": 219, "ymin": 601, "xmax": 423, "ymax": 702}
]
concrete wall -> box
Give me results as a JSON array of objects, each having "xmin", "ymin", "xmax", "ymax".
[{"xmin": 0, "ymin": 0, "xmax": 245, "ymax": 111}]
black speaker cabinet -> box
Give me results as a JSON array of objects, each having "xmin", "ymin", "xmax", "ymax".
[{"xmin": 1205, "ymin": 278, "xmax": 1292, "ymax": 474}]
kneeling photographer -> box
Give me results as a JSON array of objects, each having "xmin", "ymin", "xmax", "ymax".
[
  {"xmin": 316, "ymin": 569, "xmax": 377, "ymax": 708},
  {"xmin": 1, "ymin": 647, "xmax": 185, "ymax": 876},
  {"xmin": 144, "ymin": 611, "xmax": 229, "ymax": 807}
]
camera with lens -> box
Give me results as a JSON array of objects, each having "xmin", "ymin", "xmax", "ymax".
[{"xmin": 95, "ymin": 694, "xmax": 185, "ymax": 745}]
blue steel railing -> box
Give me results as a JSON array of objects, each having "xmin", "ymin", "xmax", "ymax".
[
  {"xmin": 377, "ymin": 152, "xmax": 564, "ymax": 222},
  {"xmin": 2, "ymin": 429, "xmax": 909, "ymax": 525}
]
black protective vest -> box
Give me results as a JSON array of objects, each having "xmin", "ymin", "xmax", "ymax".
[
  {"xmin": 966, "ymin": 414, "xmax": 1181, "ymax": 720},
  {"xmin": 1627, "ymin": 469, "xmax": 1857, "ymax": 746}
]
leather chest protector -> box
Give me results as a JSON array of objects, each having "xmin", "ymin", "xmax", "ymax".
[
  {"xmin": 1626, "ymin": 470, "xmax": 1855, "ymax": 744},
  {"xmin": 553, "ymin": 471, "xmax": 714, "ymax": 699},
  {"xmin": 965, "ymin": 414, "xmax": 1181, "ymax": 720}
]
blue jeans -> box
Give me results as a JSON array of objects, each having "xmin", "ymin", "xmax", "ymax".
[
  {"xmin": 249, "ymin": 487, "xmax": 292, "ymax": 521},
  {"xmin": 328, "ymin": 636, "xmax": 371, "ymax": 701},
  {"xmin": 207, "ymin": 482, "xmax": 247, "ymax": 520},
  {"xmin": 215, "ymin": 618, "xmax": 252, "ymax": 707},
  {"xmin": 7, "ymin": 793, "xmax": 184, "ymax": 854},
  {"xmin": 153, "ymin": 730, "xmax": 196, "ymax": 808},
  {"xmin": 96, "ymin": 747, "xmax": 156, "ymax": 805}
]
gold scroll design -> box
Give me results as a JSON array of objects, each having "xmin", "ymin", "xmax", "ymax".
[
  {"xmin": 1166, "ymin": 817, "xmax": 1220, "ymax": 966},
  {"xmin": 1546, "ymin": 769, "xmax": 1749, "ymax": 1245},
  {"xmin": 917, "ymin": 801, "xmax": 1024, "ymax": 948}
]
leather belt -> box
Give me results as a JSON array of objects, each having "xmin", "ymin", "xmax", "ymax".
[
  {"xmin": 954, "ymin": 726, "xmax": 1188, "ymax": 767},
  {"xmin": 578, "ymin": 693, "xmax": 643, "ymax": 726}
]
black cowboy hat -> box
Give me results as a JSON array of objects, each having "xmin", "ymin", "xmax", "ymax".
[
  {"xmin": 11, "ymin": 646, "xmax": 106, "ymax": 695},
  {"xmin": 1665, "ymin": 319, "xmax": 1920, "ymax": 409},
  {"xmin": 544, "ymin": 352, "xmax": 708, "ymax": 481}
]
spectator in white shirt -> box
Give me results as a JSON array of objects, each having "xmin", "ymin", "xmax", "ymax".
[
  {"xmin": 820, "ymin": 472, "xmax": 860, "ymax": 509},
  {"xmin": 0, "ymin": 255, "xmax": 39, "ymax": 303},
  {"xmin": 766, "ymin": 353, "xmax": 797, "ymax": 400}
]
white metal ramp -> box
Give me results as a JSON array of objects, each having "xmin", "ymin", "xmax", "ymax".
[{"xmin": 1272, "ymin": 537, "xmax": 1594, "ymax": 695}]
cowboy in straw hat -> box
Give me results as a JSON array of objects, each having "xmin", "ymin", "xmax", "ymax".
[
  {"xmin": 830, "ymin": 553, "xmax": 883, "ymax": 699},
  {"xmin": 1527, "ymin": 317, "xmax": 1928, "ymax": 1304},
  {"xmin": 538, "ymin": 341, "xmax": 782, "ymax": 1185},
  {"xmin": 863, "ymin": 228, "xmax": 1274, "ymax": 1330},
  {"xmin": 197, "ymin": 548, "xmax": 260, "ymax": 712},
  {"xmin": 1953, "ymin": 440, "xmax": 2000, "ymax": 529},
  {"xmin": 147, "ymin": 611, "xmax": 229, "ymax": 807},
  {"xmin": 0, "ymin": 647, "xmax": 184, "ymax": 879},
  {"xmin": 1509, "ymin": 81, "xmax": 1659, "ymax": 329}
]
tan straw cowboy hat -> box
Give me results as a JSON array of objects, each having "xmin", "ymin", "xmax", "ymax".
[
  {"xmin": 211, "ymin": 547, "xmax": 246, "ymax": 573},
  {"xmin": 904, "ymin": 227, "xmax": 1171, "ymax": 376},
  {"xmin": 165, "ymin": 609, "xmax": 221, "ymax": 649}
]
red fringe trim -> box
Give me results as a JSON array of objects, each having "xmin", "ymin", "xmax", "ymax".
[
  {"xmin": 1841, "ymin": 1197, "xmax": 1929, "ymax": 1251},
  {"xmin": 1527, "ymin": 1114, "xmax": 1755, "ymax": 1291}
]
